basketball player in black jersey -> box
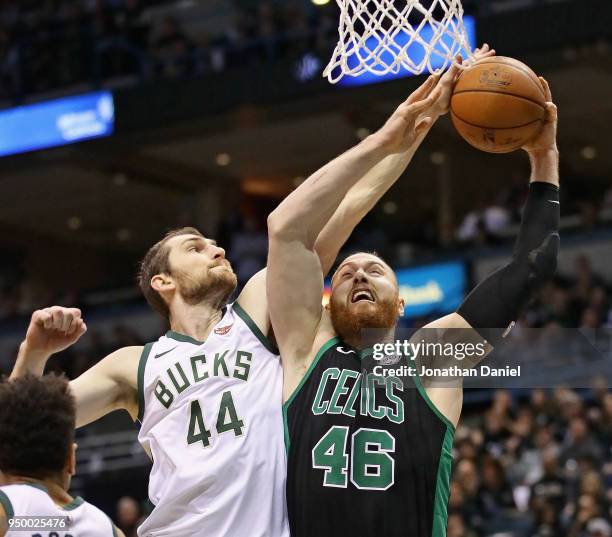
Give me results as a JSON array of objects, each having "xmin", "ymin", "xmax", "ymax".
[{"xmin": 267, "ymin": 53, "xmax": 560, "ymax": 536}]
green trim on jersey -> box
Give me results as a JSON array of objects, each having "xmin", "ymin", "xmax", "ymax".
[
  {"xmin": 137, "ymin": 343, "xmax": 154, "ymax": 423},
  {"xmin": 432, "ymin": 426, "xmax": 454, "ymax": 537},
  {"xmin": 0, "ymin": 489, "xmax": 14, "ymax": 518},
  {"xmin": 233, "ymin": 302, "xmax": 278, "ymax": 354},
  {"xmin": 358, "ymin": 347, "xmax": 373, "ymax": 361},
  {"xmin": 282, "ymin": 336, "xmax": 341, "ymax": 453},
  {"xmin": 410, "ymin": 363, "xmax": 456, "ymax": 432},
  {"xmin": 166, "ymin": 330, "xmax": 204, "ymax": 345},
  {"xmin": 63, "ymin": 496, "xmax": 85, "ymax": 511}
]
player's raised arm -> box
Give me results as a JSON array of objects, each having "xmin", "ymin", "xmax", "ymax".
[
  {"xmin": 10, "ymin": 307, "xmax": 140, "ymax": 427},
  {"xmin": 237, "ymin": 77, "xmax": 442, "ymax": 337},
  {"xmin": 11, "ymin": 307, "xmax": 87, "ymax": 378},
  {"xmin": 454, "ymin": 76, "xmax": 559, "ymax": 344},
  {"xmin": 266, "ymin": 75, "xmax": 451, "ymax": 365},
  {"xmin": 310, "ymin": 47, "xmax": 495, "ymax": 272},
  {"xmin": 418, "ymin": 77, "xmax": 560, "ymax": 427},
  {"xmin": 238, "ymin": 52, "xmax": 496, "ymax": 336}
]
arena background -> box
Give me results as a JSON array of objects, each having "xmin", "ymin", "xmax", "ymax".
[{"xmin": 0, "ymin": 1, "xmax": 611, "ymax": 536}]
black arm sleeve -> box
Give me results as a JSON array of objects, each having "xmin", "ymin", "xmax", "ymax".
[{"xmin": 457, "ymin": 181, "xmax": 560, "ymax": 345}]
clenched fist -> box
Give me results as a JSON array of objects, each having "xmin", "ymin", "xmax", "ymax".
[{"xmin": 23, "ymin": 306, "xmax": 88, "ymax": 358}]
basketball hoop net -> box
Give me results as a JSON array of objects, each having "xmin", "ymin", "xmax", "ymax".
[{"xmin": 323, "ymin": 0, "xmax": 473, "ymax": 83}]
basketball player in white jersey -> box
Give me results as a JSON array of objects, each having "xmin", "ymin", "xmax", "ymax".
[
  {"xmin": 9, "ymin": 68, "xmax": 465, "ymax": 536},
  {"xmin": 0, "ymin": 374, "xmax": 125, "ymax": 537}
]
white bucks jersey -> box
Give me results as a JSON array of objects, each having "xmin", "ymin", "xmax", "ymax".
[
  {"xmin": 136, "ymin": 303, "xmax": 288, "ymax": 537},
  {"xmin": 0, "ymin": 483, "xmax": 117, "ymax": 536}
]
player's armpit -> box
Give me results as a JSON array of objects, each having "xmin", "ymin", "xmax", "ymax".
[
  {"xmin": 422, "ymin": 312, "xmax": 494, "ymax": 369},
  {"xmin": 70, "ymin": 346, "xmax": 141, "ymax": 428},
  {"xmin": 411, "ymin": 313, "xmax": 493, "ymax": 428}
]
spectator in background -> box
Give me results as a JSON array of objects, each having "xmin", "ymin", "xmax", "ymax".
[
  {"xmin": 456, "ymin": 195, "xmax": 511, "ymax": 246},
  {"xmin": 116, "ymin": 496, "xmax": 142, "ymax": 537},
  {"xmin": 572, "ymin": 254, "xmax": 606, "ymax": 309},
  {"xmin": 567, "ymin": 493, "xmax": 604, "ymax": 537},
  {"xmin": 530, "ymin": 449, "xmax": 567, "ymax": 514},
  {"xmin": 530, "ymin": 500, "xmax": 563, "ymax": 537},
  {"xmin": 586, "ymin": 518, "xmax": 612, "ymax": 537},
  {"xmin": 479, "ymin": 455, "xmax": 517, "ymax": 517},
  {"xmin": 447, "ymin": 512, "xmax": 477, "ymax": 537},
  {"xmin": 561, "ymin": 416, "xmax": 604, "ymax": 468},
  {"xmin": 154, "ymin": 16, "xmax": 195, "ymax": 78}
]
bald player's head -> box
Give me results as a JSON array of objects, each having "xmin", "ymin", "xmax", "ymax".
[{"xmin": 328, "ymin": 252, "xmax": 403, "ymax": 345}]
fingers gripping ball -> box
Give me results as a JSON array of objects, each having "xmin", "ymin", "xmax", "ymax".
[{"xmin": 451, "ymin": 57, "xmax": 547, "ymax": 153}]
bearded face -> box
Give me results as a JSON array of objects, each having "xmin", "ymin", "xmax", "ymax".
[
  {"xmin": 172, "ymin": 260, "xmax": 237, "ymax": 307},
  {"xmin": 328, "ymin": 253, "xmax": 403, "ymax": 345},
  {"xmin": 329, "ymin": 293, "xmax": 400, "ymax": 342},
  {"xmin": 163, "ymin": 234, "xmax": 238, "ymax": 310}
]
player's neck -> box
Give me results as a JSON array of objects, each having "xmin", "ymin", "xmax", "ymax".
[
  {"xmin": 5, "ymin": 475, "xmax": 73, "ymax": 507},
  {"xmin": 169, "ymin": 300, "xmax": 226, "ymax": 342}
]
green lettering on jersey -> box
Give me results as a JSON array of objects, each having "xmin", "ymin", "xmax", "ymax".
[
  {"xmin": 167, "ymin": 362, "xmax": 191, "ymax": 394},
  {"xmin": 328, "ymin": 369, "xmax": 359, "ymax": 414},
  {"xmin": 187, "ymin": 400, "xmax": 212, "ymax": 448},
  {"xmin": 350, "ymin": 429, "xmax": 395, "ymax": 490},
  {"xmin": 385, "ymin": 377, "xmax": 405, "ymax": 424},
  {"xmin": 191, "ymin": 355, "xmax": 209, "ymax": 382},
  {"xmin": 343, "ymin": 374, "xmax": 361, "ymax": 418},
  {"xmin": 367, "ymin": 375, "xmax": 385, "ymax": 419},
  {"xmin": 312, "ymin": 425, "xmax": 349, "ymax": 487},
  {"xmin": 360, "ymin": 373, "xmax": 369, "ymax": 416},
  {"xmin": 312, "ymin": 427, "xmax": 396, "ymax": 491},
  {"xmin": 213, "ymin": 350, "xmax": 230, "ymax": 377},
  {"xmin": 312, "ymin": 368, "xmax": 340, "ymax": 415},
  {"xmin": 154, "ymin": 380, "xmax": 174, "ymax": 409},
  {"xmin": 216, "ymin": 391, "xmax": 245, "ymax": 437},
  {"xmin": 233, "ymin": 350, "xmax": 252, "ymax": 381}
]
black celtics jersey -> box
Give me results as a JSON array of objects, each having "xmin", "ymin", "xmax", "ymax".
[{"xmin": 284, "ymin": 336, "xmax": 455, "ymax": 537}]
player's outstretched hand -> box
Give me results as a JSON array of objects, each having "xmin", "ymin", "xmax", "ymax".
[
  {"xmin": 372, "ymin": 74, "xmax": 440, "ymax": 154},
  {"xmin": 372, "ymin": 44, "xmax": 497, "ymax": 155},
  {"xmin": 428, "ymin": 44, "xmax": 496, "ymax": 118},
  {"xmin": 23, "ymin": 306, "xmax": 87, "ymax": 360},
  {"xmin": 466, "ymin": 43, "xmax": 496, "ymax": 67},
  {"xmin": 522, "ymin": 77, "xmax": 558, "ymax": 155}
]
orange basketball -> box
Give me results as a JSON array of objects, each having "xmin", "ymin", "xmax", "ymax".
[{"xmin": 450, "ymin": 57, "xmax": 547, "ymax": 153}]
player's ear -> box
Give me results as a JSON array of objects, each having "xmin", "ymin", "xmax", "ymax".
[
  {"xmin": 397, "ymin": 298, "xmax": 405, "ymax": 317},
  {"xmin": 151, "ymin": 273, "xmax": 175, "ymax": 293},
  {"xmin": 67, "ymin": 443, "xmax": 77, "ymax": 476}
]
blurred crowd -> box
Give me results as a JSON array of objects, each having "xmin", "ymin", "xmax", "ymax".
[
  {"xmin": 0, "ymin": 0, "xmax": 577, "ymax": 101},
  {"xmin": 457, "ymin": 181, "xmax": 612, "ymax": 249},
  {"xmin": 448, "ymin": 383, "xmax": 612, "ymax": 537},
  {"xmin": 0, "ymin": 0, "xmax": 338, "ymax": 100}
]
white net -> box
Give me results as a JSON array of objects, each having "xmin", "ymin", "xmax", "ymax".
[{"xmin": 323, "ymin": 0, "xmax": 473, "ymax": 83}]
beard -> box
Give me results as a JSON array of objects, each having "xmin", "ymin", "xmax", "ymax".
[
  {"xmin": 173, "ymin": 264, "xmax": 238, "ymax": 307},
  {"xmin": 329, "ymin": 295, "xmax": 400, "ymax": 345}
]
